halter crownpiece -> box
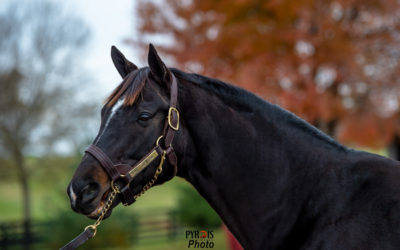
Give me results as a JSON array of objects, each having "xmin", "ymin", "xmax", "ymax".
[{"xmin": 60, "ymin": 72, "xmax": 180, "ymax": 250}]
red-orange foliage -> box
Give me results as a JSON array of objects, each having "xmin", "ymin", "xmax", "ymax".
[{"xmin": 131, "ymin": 0, "xmax": 400, "ymax": 148}]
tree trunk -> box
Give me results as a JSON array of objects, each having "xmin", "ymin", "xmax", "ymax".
[
  {"xmin": 388, "ymin": 135, "xmax": 400, "ymax": 160},
  {"xmin": 13, "ymin": 147, "xmax": 31, "ymax": 249}
]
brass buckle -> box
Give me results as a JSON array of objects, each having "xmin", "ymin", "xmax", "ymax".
[
  {"xmin": 156, "ymin": 135, "xmax": 164, "ymax": 146},
  {"xmin": 168, "ymin": 107, "xmax": 179, "ymax": 131}
]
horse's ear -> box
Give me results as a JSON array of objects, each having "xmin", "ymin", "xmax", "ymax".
[
  {"xmin": 111, "ymin": 45, "xmax": 138, "ymax": 78},
  {"xmin": 148, "ymin": 43, "xmax": 171, "ymax": 86}
]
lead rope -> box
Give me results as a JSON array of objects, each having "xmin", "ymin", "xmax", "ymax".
[{"xmin": 60, "ymin": 151, "xmax": 166, "ymax": 250}]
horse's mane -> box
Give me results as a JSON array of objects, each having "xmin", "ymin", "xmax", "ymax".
[
  {"xmin": 171, "ymin": 68, "xmax": 347, "ymax": 152},
  {"xmin": 105, "ymin": 68, "xmax": 150, "ymax": 107},
  {"xmin": 104, "ymin": 66, "xmax": 346, "ymax": 151},
  {"xmin": 171, "ymin": 68, "xmax": 268, "ymax": 109}
]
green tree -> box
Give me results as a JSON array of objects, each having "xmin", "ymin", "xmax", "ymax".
[{"xmin": 175, "ymin": 184, "xmax": 222, "ymax": 228}]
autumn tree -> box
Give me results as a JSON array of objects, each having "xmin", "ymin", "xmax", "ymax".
[
  {"xmin": 132, "ymin": 0, "xmax": 400, "ymax": 151},
  {"xmin": 0, "ymin": 0, "xmax": 92, "ymax": 244}
]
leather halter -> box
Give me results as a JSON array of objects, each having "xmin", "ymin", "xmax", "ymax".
[
  {"xmin": 86, "ymin": 72, "xmax": 179, "ymax": 206},
  {"xmin": 60, "ymin": 73, "xmax": 179, "ymax": 250}
]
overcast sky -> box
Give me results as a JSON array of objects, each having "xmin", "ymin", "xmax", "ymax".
[{"xmin": 66, "ymin": 0, "xmax": 141, "ymax": 99}]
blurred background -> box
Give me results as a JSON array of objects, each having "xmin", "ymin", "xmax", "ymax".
[{"xmin": 1, "ymin": 0, "xmax": 400, "ymax": 249}]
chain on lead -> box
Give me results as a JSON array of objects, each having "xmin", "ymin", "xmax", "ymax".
[
  {"xmin": 84, "ymin": 184, "xmax": 119, "ymax": 237},
  {"xmin": 134, "ymin": 150, "xmax": 165, "ymax": 199}
]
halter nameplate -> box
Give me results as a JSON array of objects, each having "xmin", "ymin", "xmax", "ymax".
[{"xmin": 128, "ymin": 149, "xmax": 159, "ymax": 178}]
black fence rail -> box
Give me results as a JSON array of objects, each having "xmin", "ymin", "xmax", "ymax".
[
  {"xmin": 0, "ymin": 220, "xmax": 48, "ymax": 249},
  {"xmin": 135, "ymin": 208, "xmax": 181, "ymax": 243}
]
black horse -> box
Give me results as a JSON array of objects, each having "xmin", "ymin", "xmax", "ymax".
[{"xmin": 68, "ymin": 45, "xmax": 400, "ymax": 249}]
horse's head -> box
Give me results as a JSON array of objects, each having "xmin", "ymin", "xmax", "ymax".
[{"xmin": 67, "ymin": 45, "xmax": 180, "ymax": 219}]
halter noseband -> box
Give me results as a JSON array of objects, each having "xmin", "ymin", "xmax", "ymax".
[{"xmin": 86, "ymin": 72, "xmax": 179, "ymax": 206}]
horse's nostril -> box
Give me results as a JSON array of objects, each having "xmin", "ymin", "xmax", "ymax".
[{"xmin": 80, "ymin": 182, "xmax": 100, "ymax": 204}]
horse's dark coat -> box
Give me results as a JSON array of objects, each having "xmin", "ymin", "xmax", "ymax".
[{"xmin": 68, "ymin": 46, "xmax": 400, "ymax": 250}]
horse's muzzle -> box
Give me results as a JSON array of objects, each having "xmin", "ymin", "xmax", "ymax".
[{"xmin": 67, "ymin": 180, "xmax": 101, "ymax": 215}]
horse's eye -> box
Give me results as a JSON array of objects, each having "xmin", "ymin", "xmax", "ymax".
[{"xmin": 138, "ymin": 112, "xmax": 153, "ymax": 122}]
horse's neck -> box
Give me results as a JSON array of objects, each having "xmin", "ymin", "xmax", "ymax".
[{"xmin": 176, "ymin": 82, "xmax": 347, "ymax": 249}]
